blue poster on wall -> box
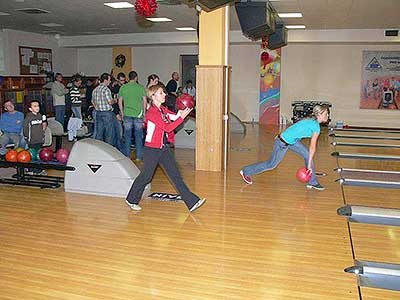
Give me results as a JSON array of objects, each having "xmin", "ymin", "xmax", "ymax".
[{"xmin": 360, "ymin": 51, "xmax": 400, "ymax": 110}]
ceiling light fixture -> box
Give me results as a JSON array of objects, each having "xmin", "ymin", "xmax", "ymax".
[
  {"xmin": 286, "ymin": 25, "xmax": 306, "ymax": 29},
  {"xmin": 40, "ymin": 23, "xmax": 64, "ymax": 27},
  {"xmin": 176, "ymin": 27, "xmax": 196, "ymax": 31},
  {"xmin": 104, "ymin": 2, "xmax": 134, "ymax": 9},
  {"xmin": 146, "ymin": 17, "xmax": 172, "ymax": 22},
  {"xmin": 0, "ymin": 12, "xmax": 10, "ymax": 16},
  {"xmin": 278, "ymin": 13, "xmax": 303, "ymax": 18},
  {"xmin": 101, "ymin": 27, "xmax": 119, "ymax": 31}
]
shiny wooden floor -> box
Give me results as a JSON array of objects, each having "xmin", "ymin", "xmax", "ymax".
[{"xmin": 1, "ymin": 124, "xmax": 399, "ymax": 299}]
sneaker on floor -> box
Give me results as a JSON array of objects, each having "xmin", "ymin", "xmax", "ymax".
[
  {"xmin": 190, "ymin": 198, "xmax": 206, "ymax": 212},
  {"xmin": 240, "ymin": 170, "xmax": 253, "ymax": 185},
  {"xmin": 306, "ymin": 183, "xmax": 325, "ymax": 191},
  {"xmin": 125, "ymin": 200, "xmax": 142, "ymax": 211}
]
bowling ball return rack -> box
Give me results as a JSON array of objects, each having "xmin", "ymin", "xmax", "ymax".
[{"xmin": 0, "ymin": 160, "xmax": 75, "ymax": 189}]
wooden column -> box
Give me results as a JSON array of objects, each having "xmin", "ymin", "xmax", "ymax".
[
  {"xmin": 196, "ymin": 6, "xmax": 230, "ymax": 172},
  {"xmin": 112, "ymin": 47, "xmax": 132, "ymax": 77}
]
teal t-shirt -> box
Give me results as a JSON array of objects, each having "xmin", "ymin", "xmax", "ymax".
[
  {"xmin": 281, "ymin": 119, "xmax": 320, "ymax": 145},
  {"xmin": 119, "ymin": 82, "xmax": 146, "ymax": 118}
]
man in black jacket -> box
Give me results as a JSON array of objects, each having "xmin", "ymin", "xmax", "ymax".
[{"xmin": 165, "ymin": 72, "xmax": 179, "ymax": 112}]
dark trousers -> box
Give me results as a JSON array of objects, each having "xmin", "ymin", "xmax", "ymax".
[
  {"xmin": 28, "ymin": 143, "xmax": 43, "ymax": 173},
  {"xmin": 126, "ymin": 146, "xmax": 199, "ymax": 209}
]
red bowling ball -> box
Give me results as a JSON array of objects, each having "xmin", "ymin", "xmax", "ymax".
[
  {"xmin": 5, "ymin": 150, "xmax": 18, "ymax": 162},
  {"xmin": 17, "ymin": 150, "xmax": 32, "ymax": 163},
  {"xmin": 176, "ymin": 94, "xmax": 195, "ymax": 110},
  {"xmin": 296, "ymin": 167, "xmax": 311, "ymax": 183},
  {"xmin": 56, "ymin": 148, "xmax": 69, "ymax": 163},
  {"xmin": 39, "ymin": 148, "xmax": 54, "ymax": 162}
]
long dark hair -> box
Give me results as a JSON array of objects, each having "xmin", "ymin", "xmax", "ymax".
[{"xmin": 147, "ymin": 74, "xmax": 159, "ymax": 88}]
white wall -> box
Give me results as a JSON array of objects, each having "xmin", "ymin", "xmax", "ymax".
[
  {"xmin": 133, "ymin": 45, "xmax": 198, "ymax": 85},
  {"xmin": 281, "ymin": 43, "xmax": 400, "ymax": 127},
  {"xmin": 73, "ymin": 43, "xmax": 263, "ymax": 122},
  {"xmin": 229, "ymin": 44, "xmax": 260, "ymax": 121},
  {"xmin": 77, "ymin": 48, "xmax": 112, "ymax": 76},
  {"xmin": 0, "ymin": 31, "xmax": 5, "ymax": 74},
  {"xmin": 2, "ymin": 29, "xmax": 77, "ymax": 76},
  {"xmin": 71, "ymin": 29, "xmax": 400, "ymax": 126}
]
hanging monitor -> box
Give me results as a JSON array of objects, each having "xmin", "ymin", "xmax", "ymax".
[
  {"xmin": 268, "ymin": 23, "xmax": 288, "ymax": 50},
  {"xmin": 195, "ymin": 0, "xmax": 236, "ymax": 11},
  {"xmin": 235, "ymin": 1, "xmax": 276, "ymax": 41}
]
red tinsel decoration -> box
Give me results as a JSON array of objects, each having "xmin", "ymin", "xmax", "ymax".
[{"xmin": 135, "ymin": 0, "xmax": 158, "ymax": 17}]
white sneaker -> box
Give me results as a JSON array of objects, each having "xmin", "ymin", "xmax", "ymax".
[
  {"xmin": 190, "ymin": 198, "xmax": 206, "ymax": 212},
  {"xmin": 125, "ymin": 200, "xmax": 142, "ymax": 211}
]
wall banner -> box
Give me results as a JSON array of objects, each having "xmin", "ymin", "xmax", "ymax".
[
  {"xmin": 360, "ymin": 51, "xmax": 400, "ymax": 109},
  {"xmin": 259, "ymin": 46, "xmax": 281, "ymax": 125}
]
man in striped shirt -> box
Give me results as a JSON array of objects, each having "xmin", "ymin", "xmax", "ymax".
[
  {"xmin": 92, "ymin": 73, "xmax": 118, "ymax": 147},
  {"xmin": 70, "ymin": 74, "xmax": 83, "ymax": 119}
]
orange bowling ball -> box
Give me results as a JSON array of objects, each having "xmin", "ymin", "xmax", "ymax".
[
  {"xmin": 5, "ymin": 149, "xmax": 18, "ymax": 162},
  {"xmin": 17, "ymin": 150, "xmax": 32, "ymax": 163}
]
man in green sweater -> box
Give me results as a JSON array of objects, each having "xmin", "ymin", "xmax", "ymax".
[{"xmin": 118, "ymin": 71, "xmax": 146, "ymax": 160}]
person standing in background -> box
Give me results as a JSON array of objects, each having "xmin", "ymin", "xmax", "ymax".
[
  {"xmin": 70, "ymin": 74, "xmax": 83, "ymax": 119},
  {"xmin": 165, "ymin": 72, "xmax": 179, "ymax": 112},
  {"xmin": 118, "ymin": 71, "xmax": 147, "ymax": 160},
  {"xmin": 92, "ymin": 73, "xmax": 118, "ymax": 147},
  {"xmin": 110, "ymin": 72, "xmax": 126, "ymax": 151},
  {"xmin": 183, "ymin": 80, "xmax": 196, "ymax": 99},
  {"xmin": 51, "ymin": 73, "xmax": 69, "ymax": 128},
  {"xmin": 146, "ymin": 74, "xmax": 160, "ymax": 88},
  {"xmin": 23, "ymin": 100, "xmax": 47, "ymax": 175}
]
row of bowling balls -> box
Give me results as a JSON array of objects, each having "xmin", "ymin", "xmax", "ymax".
[{"xmin": 5, "ymin": 147, "xmax": 69, "ymax": 163}]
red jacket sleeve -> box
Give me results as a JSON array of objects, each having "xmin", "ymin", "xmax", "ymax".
[{"xmin": 146, "ymin": 106, "xmax": 184, "ymax": 133}]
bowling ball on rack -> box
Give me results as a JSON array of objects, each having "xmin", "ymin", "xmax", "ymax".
[
  {"xmin": 28, "ymin": 148, "xmax": 39, "ymax": 161},
  {"xmin": 39, "ymin": 148, "xmax": 54, "ymax": 162},
  {"xmin": 176, "ymin": 94, "xmax": 195, "ymax": 111},
  {"xmin": 17, "ymin": 150, "xmax": 32, "ymax": 163},
  {"xmin": 5, "ymin": 149, "xmax": 18, "ymax": 162},
  {"xmin": 56, "ymin": 148, "xmax": 69, "ymax": 164},
  {"xmin": 296, "ymin": 167, "xmax": 311, "ymax": 183}
]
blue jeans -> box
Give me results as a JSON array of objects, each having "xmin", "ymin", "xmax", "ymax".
[
  {"xmin": 71, "ymin": 106, "xmax": 82, "ymax": 119},
  {"xmin": 122, "ymin": 116, "xmax": 143, "ymax": 159},
  {"xmin": 54, "ymin": 105, "xmax": 65, "ymax": 127},
  {"xmin": 92, "ymin": 110, "xmax": 97, "ymax": 138},
  {"xmin": 114, "ymin": 119, "xmax": 123, "ymax": 152},
  {"xmin": 0, "ymin": 132, "xmax": 24, "ymax": 155},
  {"xmin": 95, "ymin": 111, "xmax": 117, "ymax": 148},
  {"xmin": 242, "ymin": 138, "xmax": 318, "ymax": 185}
]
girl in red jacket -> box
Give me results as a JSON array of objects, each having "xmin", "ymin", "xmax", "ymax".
[{"xmin": 125, "ymin": 84, "xmax": 206, "ymax": 212}]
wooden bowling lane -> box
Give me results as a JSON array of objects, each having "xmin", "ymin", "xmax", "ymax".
[{"xmin": 1, "ymin": 124, "xmax": 393, "ymax": 300}]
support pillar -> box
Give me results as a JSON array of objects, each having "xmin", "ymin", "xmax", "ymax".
[{"xmin": 196, "ymin": 6, "xmax": 230, "ymax": 172}]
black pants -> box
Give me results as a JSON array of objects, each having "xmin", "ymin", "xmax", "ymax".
[{"xmin": 126, "ymin": 146, "xmax": 199, "ymax": 209}]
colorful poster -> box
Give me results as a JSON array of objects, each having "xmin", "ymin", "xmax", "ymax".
[
  {"xmin": 259, "ymin": 47, "xmax": 281, "ymax": 125},
  {"xmin": 360, "ymin": 51, "xmax": 400, "ymax": 109},
  {"xmin": 16, "ymin": 91, "xmax": 24, "ymax": 104}
]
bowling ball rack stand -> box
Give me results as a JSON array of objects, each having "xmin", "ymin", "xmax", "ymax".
[{"xmin": 0, "ymin": 160, "xmax": 75, "ymax": 189}]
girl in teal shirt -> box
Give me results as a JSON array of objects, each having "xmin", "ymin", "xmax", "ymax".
[{"xmin": 240, "ymin": 105, "xmax": 329, "ymax": 190}]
